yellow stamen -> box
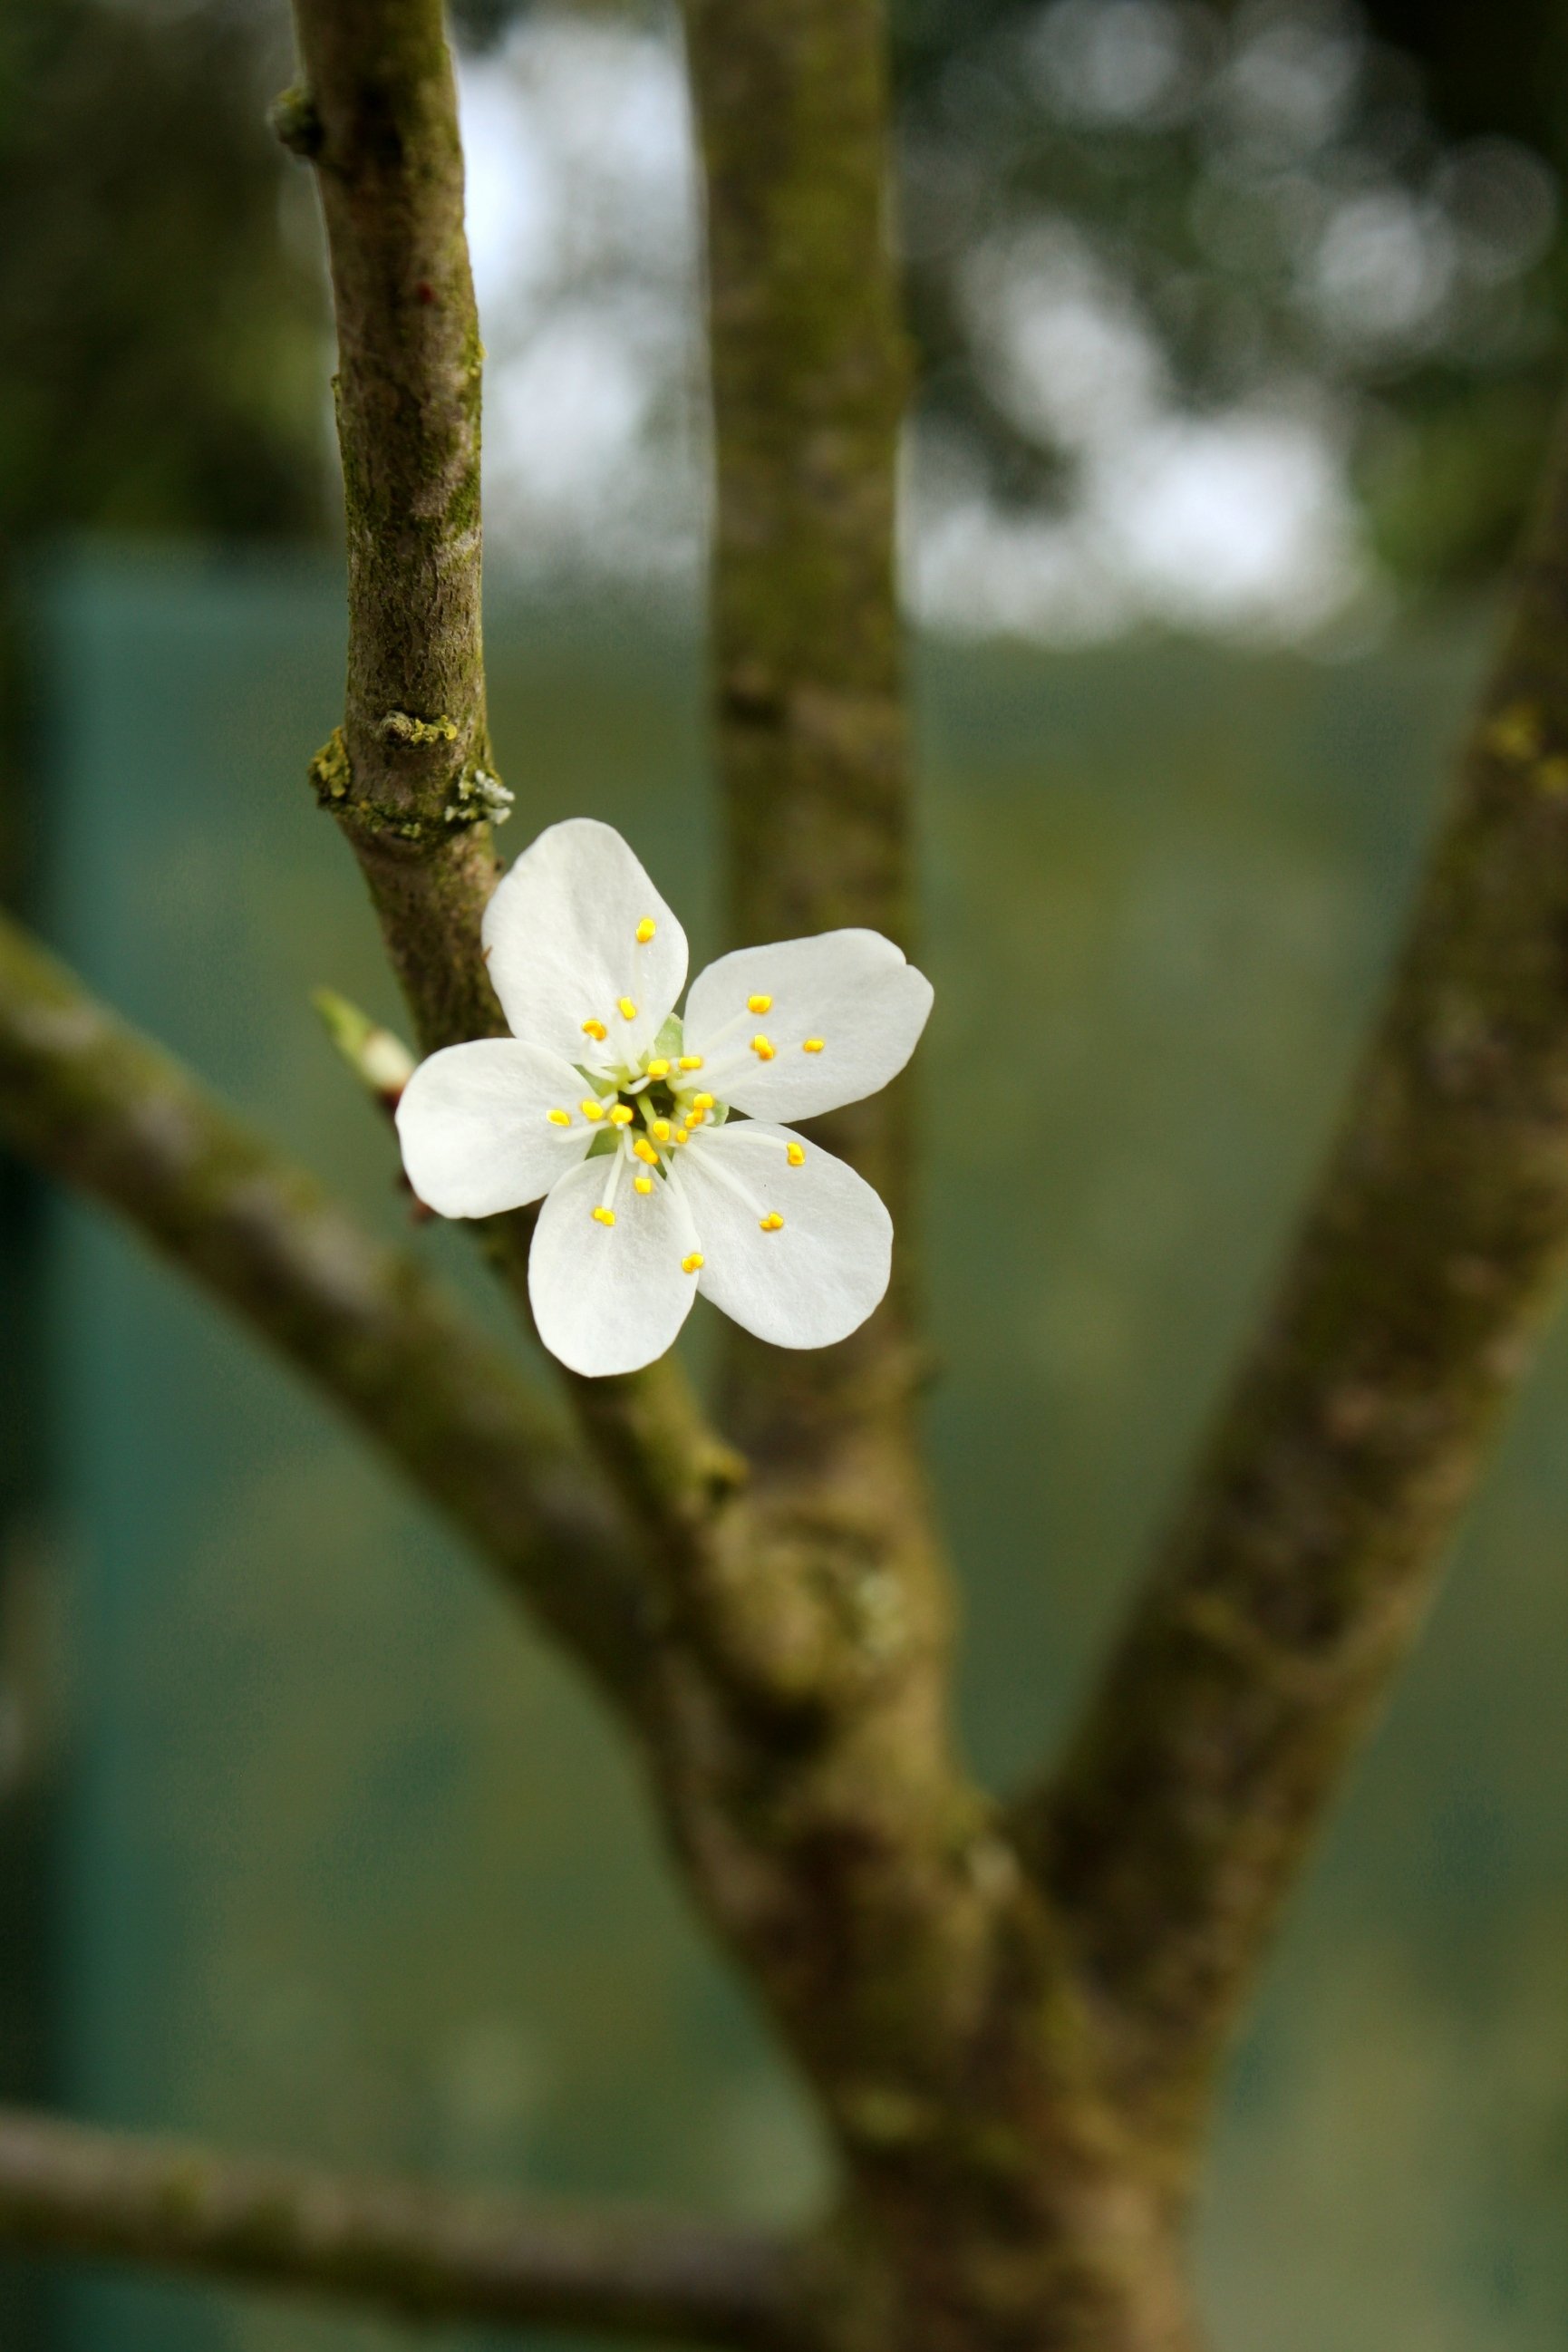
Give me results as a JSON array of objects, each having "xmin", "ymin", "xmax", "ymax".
[
  {"xmin": 634, "ymin": 1137, "xmax": 660, "ymax": 1166},
  {"xmin": 591, "ymin": 1205, "xmax": 615, "ymax": 1227},
  {"xmin": 634, "ymin": 1176, "xmax": 653, "ymax": 1195},
  {"xmin": 750, "ymin": 1035, "xmax": 775, "ymax": 1061},
  {"xmin": 650, "ymin": 1118, "xmax": 672, "ymax": 1143},
  {"xmin": 759, "ymin": 1213, "xmax": 784, "ymax": 1233},
  {"xmin": 681, "ymin": 1252, "xmax": 704, "ymax": 1274},
  {"xmin": 691, "ymin": 1092, "xmax": 715, "ymax": 1112},
  {"xmin": 547, "ymin": 1108, "xmax": 572, "ymax": 1128},
  {"xmin": 617, "ymin": 996, "xmax": 637, "ymax": 1021},
  {"xmin": 786, "ymin": 1141, "xmax": 805, "ymax": 1166},
  {"xmin": 747, "ymin": 993, "xmax": 772, "ymax": 1014},
  {"xmin": 673, "ymin": 1128, "xmax": 691, "ymax": 1146},
  {"xmin": 581, "ymin": 1018, "xmax": 607, "ymax": 1040},
  {"xmin": 580, "ymin": 1099, "xmax": 605, "ymax": 1122},
  {"xmin": 635, "ymin": 917, "xmax": 656, "ymax": 944},
  {"xmin": 678, "ymin": 1055, "xmax": 702, "ymax": 1070},
  {"xmin": 607, "ymin": 1104, "xmax": 634, "ymax": 1127},
  {"xmin": 646, "ymin": 1058, "xmax": 670, "ymax": 1079},
  {"xmin": 686, "ymin": 1107, "xmax": 708, "ymax": 1127},
  {"xmin": 802, "ymin": 1037, "xmax": 825, "ymax": 1054}
]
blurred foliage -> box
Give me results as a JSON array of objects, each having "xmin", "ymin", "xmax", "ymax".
[
  {"xmin": 2, "ymin": 0, "xmax": 1565, "ymax": 609},
  {"xmin": 0, "ymin": 0, "xmax": 326, "ymax": 547},
  {"xmin": 893, "ymin": 0, "xmax": 1568, "ymax": 594}
]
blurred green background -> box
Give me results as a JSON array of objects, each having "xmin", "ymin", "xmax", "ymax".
[{"xmin": 4, "ymin": 1, "xmax": 1568, "ymax": 2348}]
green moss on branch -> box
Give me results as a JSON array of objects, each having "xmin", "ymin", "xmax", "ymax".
[{"xmin": 1020, "ymin": 407, "xmax": 1568, "ymax": 2167}]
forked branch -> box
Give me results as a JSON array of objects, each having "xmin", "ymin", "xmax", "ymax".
[
  {"xmin": 1015, "ymin": 411, "xmax": 1568, "ymax": 2160},
  {"xmin": 0, "ymin": 2107, "xmax": 800, "ymax": 2348}
]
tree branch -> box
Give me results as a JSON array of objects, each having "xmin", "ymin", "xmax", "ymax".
[
  {"xmin": 681, "ymin": 0, "xmax": 924, "ymax": 1466},
  {"xmin": 281, "ymin": 0, "xmax": 750, "ymax": 1622},
  {"xmin": 0, "ymin": 2107, "xmax": 800, "ymax": 2348},
  {"xmin": 0, "ymin": 911, "xmax": 648, "ymax": 1699},
  {"xmin": 1012, "ymin": 409, "xmax": 1568, "ymax": 2163}
]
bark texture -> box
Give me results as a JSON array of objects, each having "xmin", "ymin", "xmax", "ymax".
[
  {"xmin": 0, "ymin": 912, "xmax": 642, "ymax": 1699},
  {"xmin": 0, "ymin": 2107, "xmax": 798, "ymax": 2347},
  {"xmin": 1013, "ymin": 414, "xmax": 1568, "ymax": 2169},
  {"xmin": 682, "ymin": 0, "xmax": 923, "ymax": 1459},
  {"xmin": 286, "ymin": 0, "xmax": 743, "ymax": 1581}
]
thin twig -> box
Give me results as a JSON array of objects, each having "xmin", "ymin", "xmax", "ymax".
[{"xmin": 0, "ymin": 2107, "xmax": 802, "ymax": 2347}]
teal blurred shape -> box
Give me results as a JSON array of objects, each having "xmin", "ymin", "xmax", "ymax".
[{"xmin": 27, "ymin": 544, "xmax": 1568, "ymax": 2351}]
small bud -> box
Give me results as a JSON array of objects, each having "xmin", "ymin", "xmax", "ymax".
[{"xmin": 313, "ymin": 989, "xmax": 415, "ymax": 1111}]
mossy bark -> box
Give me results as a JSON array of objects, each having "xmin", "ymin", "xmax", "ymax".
[
  {"xmin": 682, "ymin": 0, "xmax": 924, "ymax": 1465},
  {"xmin": 286, "ymin": 0, "xmax": 740, "ymax": 1565},
  {"xmin": 287, "ymin": 0, "xmax": 500, "ymax": 1054},
  {"xmin": 0, "ymin": 2105, "xmax": 796, "ymax": 2347},
  {"xmin": 0, "ymin": 913, "xmax": 643, "ymax": 1700},
  {"xmin": 1017, "ymin": 413, "xmax": 1568, "ymax": 2171}
]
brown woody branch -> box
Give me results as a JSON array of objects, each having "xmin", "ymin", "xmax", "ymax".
[
  {"xmin": 1014, "ymin": 410, "xmax": 1568, "ymax": 2165},
  {"xmin": 681, "ymin": 0, "xmax": 925, "ymax": 1468},
  {"xmin": 282, "ymin": 0, "xmax": 761, "ymax": 1653},
  {"xmin": 0, "ymin": 2107, "xmax": 800, "ymax": 2347},
  {"xmin": 0, "ymin": 911, "xmax": 646, "ymax": 1700}
]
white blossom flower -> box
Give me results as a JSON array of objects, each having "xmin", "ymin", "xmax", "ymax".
[{"xmin": 395, "ymin": 818, "xmax": 933, "ymax": 1377}]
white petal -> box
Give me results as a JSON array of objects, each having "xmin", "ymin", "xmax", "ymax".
[
  {"xmin": 682, "ymin": 931, "xmax": 932, "ymax": 1120},
  {"xmin": 529, "ymin": 1155, "xmax": 698, "ymax": 1377},
  {"xmin": 675, "ymin": 1121, "xmax": 892, "ymax": 1350},
  {"xmin": 483, "ymin": 818, "xmax": 688, "ymax": 1069},
  {"xmin": 395, "ymin": 1040, "xmax": 595, "ymax": 1218}
]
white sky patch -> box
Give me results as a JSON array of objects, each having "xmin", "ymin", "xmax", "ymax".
[
  {"xmin": 458, "ymin": 7, "xmax": 1372, "ymax": 642},
  {"xmin": 458, "ymin": 14, "xmax": 706, "ymax": 586}
]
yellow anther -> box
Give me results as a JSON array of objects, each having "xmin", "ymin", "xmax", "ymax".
[
  {"xmin": 750, "ymin": 1034, "xmax": 775, "ymax": 1061},
  {"xmin": 591, "ymin": 1205, "xmax": 616, "ymax": 1227},
  {"xmin": 686, "ymin": 1107, "xmax": 708, "ymax": 1127},
  {"xmin": 802, "ymin": 1038, "xmax": 825, "ymax": 1054},
  {"xmin": 747, "ymin": 993, "xmax": 772, "ymax": 1014},
  {"xmin": 786, "ymin": 1141, "xmax": 805, "ymax": 1166},
  {"xmin": 581, "ymin": 1018, "xmax": 607, "ymax": 1040},
  {"xmin": 617, "ymin": 996, "xmax": 637, "ymax": 1021},
  {"xmin": 646, "ymin": 1058, "xmax": 671, "ymax": 1079},
  {"xmin": 681, "ymin": 1252, "xmax": 704, "ymax": 1275},
  {"xmin": 607, "ymin": 1103, "xmax": 634, "ymax": 1127},
  {"xmin": 634, "ymin": 1176, "xmax": 653, "ymax": 1195},
  {"xmin": 633, "ymin": 1137, "xmax": 660, "ymax": 1166},
  {"xmin": 651, "ymin": 1118, "xmax": 672, "ymax": 1143},
  {"xmin": 635, "ymin": 917, "xmax": 657, "ymax": 944},
  {"xmin": 547, "ymin": 1108, "xmax": 572, "ymax": 1128},
  {"xmin": 759, "ymin": 1212, "xmax": 784, "ymax": 1233},
  {"xmin": 580, "ymin": 1099, "xmax": 605, "ymax": 1122},
  {"xmin": 691, "ymin": 1091, "xmax": 715, "ymax": 1112},
  {"xmin": 673, "ymin": 1128, "xmax": 691, "ymax": 1146},
  {"xmin": 678, "ymin": 1055, "xmax": 702, "ymax": 1070}
]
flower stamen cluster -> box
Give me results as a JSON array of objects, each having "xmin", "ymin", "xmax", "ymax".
[{"xmin": 395, "ymin": 818, "xmax": 933, "ymax": 1376}]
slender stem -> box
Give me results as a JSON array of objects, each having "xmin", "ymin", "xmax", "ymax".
[
  {"xmin": 0, "ymin": 912, "xmax": 646, "ymax": 1700},
  {"xmin": 1014, "ymin": 406, "xmax": 1568, "ymax": 2163},
  {"xmin": 0, "ymin": 2107, "xmax": 800, "ymax": 2348}
]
